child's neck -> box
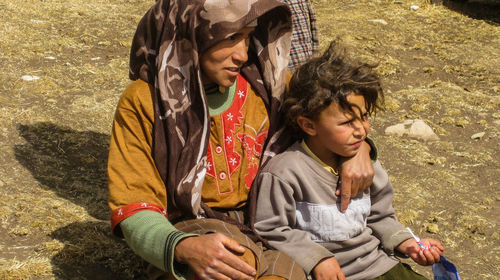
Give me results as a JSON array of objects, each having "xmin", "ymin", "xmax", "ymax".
[{"xmin": 304, "ymin": 138, "xmax": 340, "ymax": 171}]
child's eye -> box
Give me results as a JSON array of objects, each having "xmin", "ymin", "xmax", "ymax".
[
  {"xmin": 362, "ymin": 113, "xmax": 369, "ymax": 121},
  {"xmin": 340, "ymin": 119, "xmax": 353, "ymax": 126}
]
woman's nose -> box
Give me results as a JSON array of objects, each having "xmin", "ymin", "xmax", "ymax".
[{"xmin": 232, "ymin": 39, "xmax": 249, "ymax": 65}]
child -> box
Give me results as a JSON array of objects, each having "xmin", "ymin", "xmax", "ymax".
[{"xmin": 254, "ymin": 41, "xmax": 444, "ymax": 280}]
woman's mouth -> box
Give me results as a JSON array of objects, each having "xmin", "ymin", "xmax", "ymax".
[{"xmin": 225, "ymin": 67, "xmax": 240, "ymax": 75}]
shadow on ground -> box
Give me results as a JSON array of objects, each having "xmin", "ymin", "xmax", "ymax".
[
  {"xmin": 50, "ymin": 221, "xmax": 146, "ymax": 280},
  {"xmin": 440, "ymin": 0, "xmax": 500, "ymax": 24},
  {"xmin": 15, "ymin": 122, "xmax": 110, "ymax": 220},
  {"xmin": 14, "ymin": 122, "xmax": 146, "ymax": 279}
]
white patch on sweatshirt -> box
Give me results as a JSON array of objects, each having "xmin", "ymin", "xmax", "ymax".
[{"xmin": 295, "ymin": 197, "xmax": 371, "ymax": 242}]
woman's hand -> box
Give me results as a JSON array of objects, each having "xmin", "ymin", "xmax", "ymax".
[
  {"xmin": 397, "ymin": 238, "xmax": 444, "ymax": 266},
  {"xmin": 175, "ymin": 233, "xmax": 256, "ymax": 280},
  {"xmin": 313, "ymin": 257, "xmax": 346, "ymax": 280},
  {"xmin": 337, "ymin": 140, "xmax": 374, "ymax": 212}
]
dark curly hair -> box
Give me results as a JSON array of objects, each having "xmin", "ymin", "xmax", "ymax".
[{"xmin": 283, "ymin": 39, "xmax": 384, "ymax": 137}]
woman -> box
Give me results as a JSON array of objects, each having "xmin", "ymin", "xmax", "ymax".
[{"xmin": 107, "ymin": 0, "xmax": 374, "ymax": 279}]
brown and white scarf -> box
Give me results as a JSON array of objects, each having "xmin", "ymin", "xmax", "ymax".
[{"xmin": 129, "ymin": 0, "xmax": 293, "ymax": 222}]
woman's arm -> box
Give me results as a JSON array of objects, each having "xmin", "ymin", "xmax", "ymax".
[
  {"xmin": 108, "ymin": 81, "xmax": 256, "ymax": 279},
  {"xmin": 337, "ymin": 139, "xmax": 376, "ymax": 212}
]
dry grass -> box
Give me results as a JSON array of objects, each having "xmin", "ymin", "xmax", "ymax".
[{"xmin": 0, "ymin": 0, "xmax": 498, "ymax": 279}]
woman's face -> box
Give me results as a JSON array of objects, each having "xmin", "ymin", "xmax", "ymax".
[{"xmin": 200, "ymin": 27, "xmax": 255, "ymax": 87}]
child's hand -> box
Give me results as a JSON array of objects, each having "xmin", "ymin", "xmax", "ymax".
[
  {"xmin": 397, "ymin": 238, "xmax": 444, "ymax": 266},
  {"xmin": 312, "ymin": 257, "xmax": 346, "ymax": 280}
]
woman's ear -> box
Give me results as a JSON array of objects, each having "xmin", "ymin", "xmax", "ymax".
[{"xmin": 296, "ymin": 116, "xmax": 316, "ymax": 136}]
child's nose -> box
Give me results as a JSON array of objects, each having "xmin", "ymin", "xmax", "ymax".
[{"xmin": 352, "ymin": 120, "xmax": 366, "ymax": 136}]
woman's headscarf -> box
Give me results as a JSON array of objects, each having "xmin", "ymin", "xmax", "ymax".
[{"xmin": 129, "ymin": 0, "xmax": 292, "ymax": 220}]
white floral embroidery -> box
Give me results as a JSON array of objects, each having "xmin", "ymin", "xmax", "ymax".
[
  {"xmin": 226, "ymin": 113, "xmax": 233, "ymax": 121},
  {"xmin": 229, "ymin": 157, "xmax": 237, "ymax": 165},
  {"xmin": 237, "ymin": 90, "xmax": 245, "ymax": 98},
  {"xmin": 225, "ymin": 136, "xmax": 232, "ymax": 143}
]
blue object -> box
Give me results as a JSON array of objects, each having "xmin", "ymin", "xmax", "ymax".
[{"xmin": 433, "ymin": 256, "xmax": 461, "ymax": 280}]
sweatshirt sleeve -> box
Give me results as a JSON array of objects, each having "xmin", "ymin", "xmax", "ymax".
[
  {"xmin": 367, "ymin": 161, "xmax": 412, "ymax": 255},
  {"xmin": 365, "ymin": 136, "xmax": 378, "ymax": 162},
  {"xmin": 254, "ymin": 172, "xmax": 334, "ymax": 275}
]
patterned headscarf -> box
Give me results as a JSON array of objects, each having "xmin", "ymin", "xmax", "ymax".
[{"xmin": 129, "ymin": 0, "xmax": 292, "ymax": 219}]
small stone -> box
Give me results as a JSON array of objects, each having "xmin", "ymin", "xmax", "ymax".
[
  {"xmin": 98, "ymin": 41, "xmax": 111, "ymax": 46},
  {"xmin": 425, "ymin": 223, "xmax": 439, "ymax": 233},
  {"xmin": 385, "ymin": 123, "xmax": 407, "ymax": 136},
  {"xmin": 408, "ymin": 120, "xmax": 439, "ymax": 141},
  {"xmin": 410, "ymin": 5, "xmax": 419, "ymax": 10},
  {"xmin": 21, "ymin": 75, "xmax": 40, "ymax": 81},
  {"xmin": 45, "ymin": 56, "xmax": 56, "ymax": 60},
  {"xmin": 385, "ymin": 119, "xmax": 438, "ymax": 141},
  {"xmin": 471, "ymin": 132, "xmax": 485, "ymax": 139},
  {"xmin": 370, "ymin": 19, "xmax": 388, "ymax": 25}
]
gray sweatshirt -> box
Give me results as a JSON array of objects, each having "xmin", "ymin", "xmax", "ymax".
[{"xmin": 254, "ymin": 142, "xmax": 412, "ymax": 279}]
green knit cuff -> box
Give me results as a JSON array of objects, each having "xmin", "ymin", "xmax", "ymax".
[
  {"xmin": 365, "ymin": 136, "xmax": 378, "ymax": 162},
  {"xmin": 166, "ymin": 232, "xmax": 199, "ymax": 280},
  {"xmin": 120, "ymin": 211, "xmax": 197, "ymax": 279}
]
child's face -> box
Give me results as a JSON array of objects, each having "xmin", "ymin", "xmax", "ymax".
[{"xmin": 306, "ymin": 94, "xmax": 369, "ymax": 159}]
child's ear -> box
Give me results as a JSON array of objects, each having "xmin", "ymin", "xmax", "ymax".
[{"xmin": 297, "ymin": 116, "xmax": 317, "ymax": 136}]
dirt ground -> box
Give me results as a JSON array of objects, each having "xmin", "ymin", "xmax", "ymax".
[{"xmin": 0, "ymin": 0, "xmax": 498, "ymax": 279}]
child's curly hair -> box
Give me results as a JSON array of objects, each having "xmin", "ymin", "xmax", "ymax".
[{"xmin": 283, "ymin": 40, "xmax": 384, "ymax": 137}]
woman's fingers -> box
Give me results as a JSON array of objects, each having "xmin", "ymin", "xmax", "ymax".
[
  {"xmin": 175, "ymin": 233, "xmax": 256, "ymax": 280},
  {"xmin": 220, "ymin": 234, "xmax": 247, "ymax": 254},
  {"xmin": 217, "ymin": 235, "xmax": 256, "ymax": 278},
  {"xmin": 338, "ymin": 141, "xmax": 374, "ymax": 212}
]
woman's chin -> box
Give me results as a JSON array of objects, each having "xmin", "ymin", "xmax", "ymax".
[{"xmin": 218, "ymin": 77, "xmax": 237, "ymax": 88}]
